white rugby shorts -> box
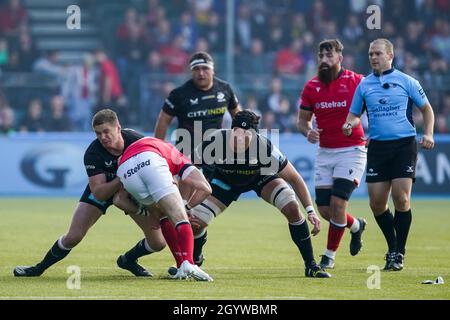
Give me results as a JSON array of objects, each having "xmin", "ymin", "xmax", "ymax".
[
  {"xmin": 314, "ymin": 145, "xmax": 367, "ymax": 187},
  {"xmin": 117, "ymin": 151, "xmax": 178, "ymax": 205}
]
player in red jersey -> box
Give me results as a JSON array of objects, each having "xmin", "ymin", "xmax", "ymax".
[
  {"xmin": 297, "ymin": 39, "xmax": 367, "ymax": 269},
  {"xmin": 117, "ymin": 136, "xmax": 214, "ymax": 281}
]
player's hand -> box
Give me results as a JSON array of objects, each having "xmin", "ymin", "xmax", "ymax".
[
  {"xmin": 188, "ymin": 214, "xmax": 207, "ymax": 230},
  {"xmin": 306, "ymin": 128, "xmax": 322, "ymax": 144},
  {"xmin": 342, "ymin": 122, "xmax": 353, "ymax": 136},
  {"xmin": 307, "ymin": 213, "xmax": 321, "ymax": 236},
  {"xmin": 420, "ymin": 134, "xmax": 434, "ymax": 150}
]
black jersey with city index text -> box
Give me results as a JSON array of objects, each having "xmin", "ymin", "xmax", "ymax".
[
  {"xmin": 162, "ymin": 77, "xmax": 239, "ymax": 135},
  {"xmin": 84, "ymin": 129, "xmax": 143, "ymax": 182},
  {"xmin": 195, "ymin": 130, "xmax": 288, "ymax": 187}
]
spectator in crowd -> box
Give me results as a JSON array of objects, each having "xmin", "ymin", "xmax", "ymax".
[
  {"xmin": 63, "ymin": 53, "xmax": 97, "ymax": 131},
  {"xmin": 94, "ymin": 48, "xmax": 128, "ymax": 125},
  {"xmin": 44, "ymin": 95, "xmax": 73, "ymax": 132},
  {"xmin": 0, "ymin": 0, "xmax": 28, "ymax": 37},
  {"xmin": 19, "ymin": 98, "xmax": 45, "ymax": 132},
  {"xmin": 158, "ymin": 35, "xmax": 189, "ymax": 75},
  {"xmin": 33, "ymin": 50, "xmax": 65, "ymax": 82},
  {"xmin": 199, "ymin": 11, "xmax": 224, "ymax": 53},
  {"xmin": 15, "ymin": 31, "xmax": 39, "ymax": 72},
  {"xmin": 262, "ymin": 77, "xmax": 283, "ymax": 113},
  {"xmin": 274, "ymin": 39, "xmax": 305, "ymax": 76},
  {"xmin": 0, "ymin": 106, "xmax": 16, "ymax": 135},
  {"xmin": 0, "ymin": 37, "xmax": 8, "ymax": 68}
]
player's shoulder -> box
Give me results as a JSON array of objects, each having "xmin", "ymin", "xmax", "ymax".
[
  {"xmin": 303, "ymin": 76, "xmax": 321, "ymax": 89},
  {"xmin": 171, "ymin": 79, "xmax": 194, "ymax": 95},
  {"xmin": 84, "ymin": 139, "xmax": 103, "ymax": 159},
  {"xmin": 342, "ymin": 69, "xmax": 364, "ymax": 81},
  {"xmin": 121, "ymin": 128, "xmax": 144, "ymax": 139},
  {"xmin": 213, "ymin": 77, "xmax": 232, "ymax": 90}
]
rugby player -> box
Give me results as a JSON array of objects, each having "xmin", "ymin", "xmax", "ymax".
[{"xmin": 297, "ymin": 39, "xmax": 367, "ymax": 269}]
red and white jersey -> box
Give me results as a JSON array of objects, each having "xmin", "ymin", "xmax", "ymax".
[
  {"xmin": 119, "ymin": 137, "xmax": 191, "ymax": 176},
  {"xmin": 300, "ymin": 69, "xmax": 365, "ymax": 148}
]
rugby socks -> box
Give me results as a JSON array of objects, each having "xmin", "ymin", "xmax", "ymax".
[
  {"xmin": 394, "ymin": 209, "xmax": 412, "ymax": 255},
  {"xmin": 325, "ymin": 220, "xmax": 346, "ymax": 257},
  {"xmin": 375, "ymin": 209, "xmax": 397, "ymax": 253},
  {"xmin": 123, "ymin": 239, "xmax": 153, "ymax": 262},
  {"xmin": 175, "ymin": 221, "xmax": 195, "ymax": 265},
  {"xmin": 288, "ymin": 219, "xmax": 316, "ymax": 268},
  {"xmin": 193, "ymin": 229, "xmax": 207, "ymax": 264},
  {"xmin": 346, "ymin": 213, "xmax": 361, "ymax": 233},
  {"xmin": 160, "ymin": 217, "xmax": 184, "ymax": 267},
  {"xmin": 36, "ymin": 236, "xmax": 71, "ymax": 270}
]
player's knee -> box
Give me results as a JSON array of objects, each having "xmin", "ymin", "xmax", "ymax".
[
  {"xmin": 281, "ymin": 200, "xmax": 302, "ymax": 221},
  {"xmin": 270, "ymin": 184, "xmax": 297, "ymax": 211},
  {"xmin": 317, "ymin": 206, "xmax": 331, "ymax": 221}
]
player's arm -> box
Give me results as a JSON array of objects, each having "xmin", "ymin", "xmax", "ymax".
[
  {"xmin": 342, "ymin": 84, "xmax": 364, "ymax": 136},
  {"xmin": 229, "ymin": 103, "xmax": 242, "ymax": 118},
  {"xmin": 278, "ymin": 161, "xmax": 320, "ymax": 235},
  {"xmin": 297, "ymin": 108, "xmax": 321, "ymax": 144},
  {"xmin": 278, "ymin": 161, "xmax": 315, "ymax": 211},
  {"xmin": 154, "ymin": 110, "xmax": 174, "ymax": 140},
  {"xmin": 418, "ymin": 102, "xmax": 435, "ymax": 149},
  {"xmin": 88, "ymin": 174, "xmax": 122, "ymax": 201},
  {"xmin": 178, "ymin": 166, "xmax": 212, "ymax": 209}
]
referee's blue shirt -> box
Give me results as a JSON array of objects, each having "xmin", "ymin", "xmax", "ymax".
[{"xmin": 349, "ymin": 68, "xmax": 428, "ymax": 141}]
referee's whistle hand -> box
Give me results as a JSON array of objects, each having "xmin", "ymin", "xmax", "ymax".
[
  {"xmin": 420, "ymin": 134, "xmax": 435, "ymax": 150},
  {"xmin": 342, "ymin": 123, "xmax": 353, "ymax": 136}
]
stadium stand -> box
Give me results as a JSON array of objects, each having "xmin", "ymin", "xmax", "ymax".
[{"xmin": 0, "ymin": 0, "xmax": 449, "ymax": 134}]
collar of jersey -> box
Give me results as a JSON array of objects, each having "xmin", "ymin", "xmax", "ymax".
[{"xmin": 373, "ymin": 68, "xmax": 395, "ymax": 77}]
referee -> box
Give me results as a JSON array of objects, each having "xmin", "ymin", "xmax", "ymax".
[
  {"xmin": 154, "ymin": 51, "xmax": 241, "ymax": 158},
  {"xmin": 342, "ymin": 38, "xmax": 435, "ymax": 271}
]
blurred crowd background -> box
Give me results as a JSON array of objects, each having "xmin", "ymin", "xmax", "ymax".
[{"xmin": 0, "ymin": 0, "xmax": 449, "ymax": 135}]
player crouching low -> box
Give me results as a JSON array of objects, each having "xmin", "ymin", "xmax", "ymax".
[{"xmin": 184, "ymin": 110, "xmax": 331, "ymax": 278}]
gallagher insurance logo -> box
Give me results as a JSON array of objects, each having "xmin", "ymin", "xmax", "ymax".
[{"xmin": 20, "ymin": 144, "xmax": 86, "ymax": 188}]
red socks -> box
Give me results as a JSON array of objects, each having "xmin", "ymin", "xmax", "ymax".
[
  {"xmin": 160, "ymin": 218, "xmax": 194, "ymax": 267},
  {"xmin": 174, "ymin": 222, "xmax": 194, "ymax": 265},
  {"xmin": 327, "ymin": 221, "xmax": 346, "ymax": 251},
  {"xmin": 346, "ymin": 213, "xmax": 355, "ymax": 229}
]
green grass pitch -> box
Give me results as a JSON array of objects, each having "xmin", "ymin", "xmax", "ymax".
[{"xmin": 0, "ymin": 198, "xmax": 448, "ymax": 300}]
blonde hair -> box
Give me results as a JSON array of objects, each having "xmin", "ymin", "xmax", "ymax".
[{"xmin": 370, "ymin": 38, "xmax": 394, "ymax": 55}]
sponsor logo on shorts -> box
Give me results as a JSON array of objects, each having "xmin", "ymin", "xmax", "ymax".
[
  {"xmin": 366, "ymin": 168, "xmax": 378, "ymax": 177},
  {"xmin": 125, "ymin": 159, "xmax": 151, "ymax": 177}
]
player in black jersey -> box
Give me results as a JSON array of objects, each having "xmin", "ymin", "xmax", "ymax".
[
  {"xmin": 154, "ymin": 51, "xmax": 241, "ymax": 156},
  {"xmin": 186, "ymin": 110, "xmax": 331, "ymax": 278},
  {"xmin": 14, "ymin": 109, "xmax": 166, "ymax": 277}
]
